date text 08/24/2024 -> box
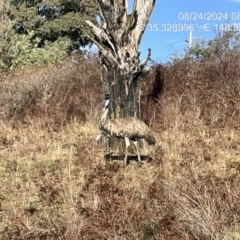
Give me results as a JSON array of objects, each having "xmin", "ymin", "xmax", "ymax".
[{"xmin": 178, "ymin": 12, "xmax": 240, "ymax": 21}]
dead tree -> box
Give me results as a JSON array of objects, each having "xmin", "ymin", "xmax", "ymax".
[{"xmin": 86, "ymin": 0, "xmax": 156, "ymax": 158}]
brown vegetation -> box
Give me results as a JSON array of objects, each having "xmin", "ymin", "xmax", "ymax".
[{"xmin": 1, "ymin": 39, "xmax": 240, "ymax": 239}]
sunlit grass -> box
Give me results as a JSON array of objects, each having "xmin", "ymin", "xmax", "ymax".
[{"xmin": 0, "ymin": 113, "xmax": 239, "ymax": 239}]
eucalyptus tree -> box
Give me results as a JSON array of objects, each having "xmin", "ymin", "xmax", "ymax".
[{"xmin": 1, "ymin": 0, "xmax": 97, "ymax": 69}]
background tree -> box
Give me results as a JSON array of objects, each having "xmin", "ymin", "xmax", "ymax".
[
  {"xmin": 86, "ymin": 0, "xmax": 156, "ymax": 158},
  {"xmin": 185, "ymin": 28, "xmax": 239, "ymax": 61},
  {"xmin": 0, "ymin": 0, "xmax": 97, "ymax": 69}
]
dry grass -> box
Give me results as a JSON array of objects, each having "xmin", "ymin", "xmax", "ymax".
[
  {"xmin": 0, "ymin": 47, "xmax": 240, "ymax": 239},
  {"xmin": 0, "ymin": 52, "xmax": 101, "ymax": 123},
  {"xmin": 0, "ymin": 110, "xmax": 240, "ymax": 239}
]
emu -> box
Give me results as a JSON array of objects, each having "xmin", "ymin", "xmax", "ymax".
[{"xmin": 96, "ymin": 100, "xmax": 156, "ymax": 166}]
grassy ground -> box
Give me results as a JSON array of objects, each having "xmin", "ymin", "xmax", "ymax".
[{"xmin": 0, "ymin": 116, "xmax": 240, "ymax": 239}]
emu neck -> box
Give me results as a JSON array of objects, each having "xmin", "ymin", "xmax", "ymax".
[{"xmin": 100, "ymin": 107, "xmax": 109, "ymax": 126}]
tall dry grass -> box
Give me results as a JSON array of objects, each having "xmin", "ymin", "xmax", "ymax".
[
  {"xmin": 142, "ymin": 54, "xmax": 240, "ymax": 130},
  {"xmin": 0, "ymin": 52, "xmax": 102, "ymax": 125}
]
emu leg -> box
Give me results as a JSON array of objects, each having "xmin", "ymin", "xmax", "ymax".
[
  {"xmin": 124, "ymin": 137, "xmax": 130, "ymax": 166},
  {"xmin": 133, "ymin": 141, "xmax": 142, "ymax": 166}
]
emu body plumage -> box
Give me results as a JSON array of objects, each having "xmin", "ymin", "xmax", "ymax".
[{"xmin": 98, "ymin": 103, "xmax": 156, "ymax": 166}]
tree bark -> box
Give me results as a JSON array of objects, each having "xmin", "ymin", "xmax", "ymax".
[{"xmin": 86, "ymin": 0, "xmax": 155, "ymax": 157}]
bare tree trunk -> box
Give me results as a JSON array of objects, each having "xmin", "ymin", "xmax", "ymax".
[
  {"xmin": 86, "ymin": 0, "xmax": 155, "ymax": 157},
  {"xmin": 103, "ymin": 66, "xmax": 142, "ymax": 117}
]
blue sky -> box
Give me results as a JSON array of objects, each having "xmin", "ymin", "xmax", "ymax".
[{"xmin": 127, "ymin": 0, "xmax": 240, "ymax": 62}]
